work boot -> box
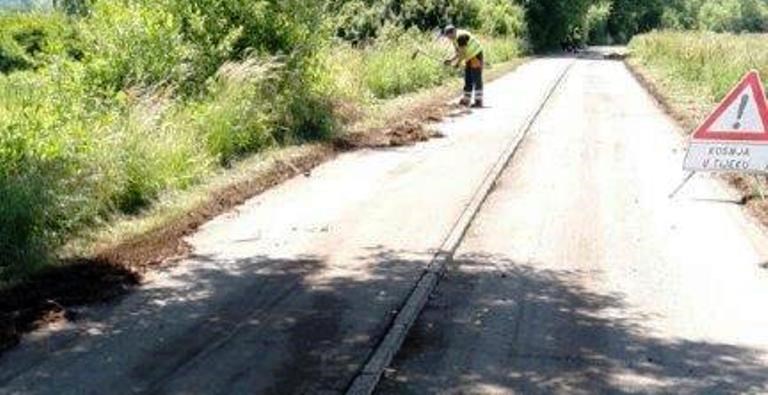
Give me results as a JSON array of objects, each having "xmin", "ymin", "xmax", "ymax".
[
  {"xmin": 471, "ymin": 100, "xmax": 483, "ymax": 108},
  {"xmin": 458, "ymin": 97, "xmax": 471, "ymax": 107}
]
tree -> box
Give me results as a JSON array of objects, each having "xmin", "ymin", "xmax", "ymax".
[
  {"xmin": 606, "ymin": 0, "xmax": 663, "ymax": 43},
  {"xmin": 518, "ymin": 0, "xmax": 595, "ymax": 49},
  {"xmin": 52, "ymin": 0, "xmax": 90, "ymax": 15}
]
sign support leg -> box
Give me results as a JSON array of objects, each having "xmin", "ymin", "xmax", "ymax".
[
  {"xmin": 751, "ymin": 175, "xmax": 766, "ymax": 201},
  {"xmin": 669, "ymin": 171, "xmax": 697, "ymax": 199}
]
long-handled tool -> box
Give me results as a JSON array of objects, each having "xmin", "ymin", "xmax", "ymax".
[
  {"xmin": 410, "ymin": 47, "xmax": 445, "ymax": 62},
  {"xmin": 411, "ymin": 28, "xmax": 450, "ymax": 62}
]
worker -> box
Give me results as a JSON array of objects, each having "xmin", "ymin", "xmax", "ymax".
[{"xmin": 443, "ymin": 25, "xmax": 484, "ymax": 108}]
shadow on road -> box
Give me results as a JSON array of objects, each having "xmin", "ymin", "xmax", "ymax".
[
  {"xmin": 380, "ymin": 253, "xmax": 768, "ymax": 394},
  {"xmin": 101, "ymin": 250, "xmax": 420, "ymax": 394},
  {"xmin": 1, "ymin": 248, "xmax": 431, "ymax": 394},
  {"xmin": 3, "ymin": 249, "xmax": 767, "ymax": 394}
]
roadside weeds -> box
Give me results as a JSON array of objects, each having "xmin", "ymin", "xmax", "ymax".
[{"xmin": 0, "ymin": 59, "xmax": 528, "ymax": 353}]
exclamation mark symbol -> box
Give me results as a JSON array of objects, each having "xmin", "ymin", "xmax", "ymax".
[{"xmin": 733, "ymin": 94, "xmax": 749, "ymax": 130}]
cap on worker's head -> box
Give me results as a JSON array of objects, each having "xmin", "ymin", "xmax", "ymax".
[{"xmin": 443, "ymin": 25, "xmax": 456, "ymax": 36}]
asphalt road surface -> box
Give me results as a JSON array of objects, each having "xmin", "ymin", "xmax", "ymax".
[
  {"xmin": 377, "ymin": 59, "xmax": 768, "ymax": 394},
  {"xmin": 2, "ymin": 56, "xmax": 768, "ymax": 394}
]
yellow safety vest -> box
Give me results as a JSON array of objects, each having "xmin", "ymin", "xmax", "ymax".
[{"xmin": 453, "ymin": 29, "xmax": 483, "ymax": 63}]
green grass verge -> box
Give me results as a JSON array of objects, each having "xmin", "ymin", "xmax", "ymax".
[
  {"xmin": 629, "ymin": 31, "xmax": 768, "ymax": 118},
  {"xmin": 0, "ymin": 4, "xmax": 524, "ymax": 284},
  {"xmin": 50, "ymin": 57, "xmax": 528, "ymax": 289}
]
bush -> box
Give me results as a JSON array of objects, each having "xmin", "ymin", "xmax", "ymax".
[
  {"xmin": 0, "ymin": 11, "xmax": 80, "ymax": 73},
  {"xmin": 483, "ymin": 35, "xmax": 523, "ymax": 64},
  {"xmin": 0, "ymin": 63, "xmax": 102, "ymax": 276},
  {"xmin": 0, "ymin": 1, "xmax": 339, "ymax": 280},
  {"xmin": 697, "ymin": 0, "xmax": 744, "ymax": 33},
  {"xmin": 78, "ymin": 1, "xmax": 192, "ymax": 90},
  {"xmin": 586, "ymin": 1, "xmax": 613, "ymax": 45},
  {"xmin": 191, "ymin": 60, "xmax": 279, "ymax": 165},
  {"xmin": 0, "ymin": 172, "xmax": 52, "ymax": 280},
  {"xmin": 477, "ymin": 0, "xmax": 526, "ymax": 37},
  {"xmin": 693, "ymin": 0, "xmax": 768, "ymax": 33}
]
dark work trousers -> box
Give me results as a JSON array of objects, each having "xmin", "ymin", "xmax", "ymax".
[{"xmin": 463, "ymin": 51, "xmax": 484, "ymax": 103}]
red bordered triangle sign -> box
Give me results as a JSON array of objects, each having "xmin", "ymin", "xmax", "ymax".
[{"xmin": 692, "ymin": 70, "xmax": 768, "ymax": 143}]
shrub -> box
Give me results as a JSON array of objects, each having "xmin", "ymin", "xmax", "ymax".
[
  {"xmin": 605, "ymin": 0, "xmax": 768, "ymax": 43},
  {"xmin": 0, "ymin": 11, "xmax": 80, "ymax": 73},
  {"xmin": 477, "ymin": 0, "xmax": 526, "ymax": 37},
  {"xmin": 78, "ymin": 1, "xmax": 192, "ymax": 91},
  {"xmin": 697, "ymin": 0, "xmax": 744, "ymax": 33},
  {"xmin": 586, "ymin": 1, "xmax": 613, "ymax": 45},
  {"xmin": 483, "ymin": 35, "xmax": 523, "ymax": 64}
]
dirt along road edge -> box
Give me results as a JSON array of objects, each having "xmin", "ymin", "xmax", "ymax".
[{"xmin": 0, "ymin": 60, "xmax": 528, "ymax": 355}]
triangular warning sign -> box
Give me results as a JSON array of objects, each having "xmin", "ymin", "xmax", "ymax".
[{"xmin": 692, "ymin": 70, "xmax": 768, "ymax": 142}]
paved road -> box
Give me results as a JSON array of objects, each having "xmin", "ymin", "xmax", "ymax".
[
  {"xmin": 0, "ymin": 59, "xmax": 572, "ymax": 394},
  {"xmin": 3, "ymin": 56, "xmax": 768, "ymax": 395},
  {"xmin": 377, "ymin": 59, "xmax": 768, "ymax": 393}
]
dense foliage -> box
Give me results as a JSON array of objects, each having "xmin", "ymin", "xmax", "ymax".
[
  {"xmin": 332, "ymin": 0, "xmax": 526, "ymax": 42},
  {"xmin": 593, "ymin": 0, "xmax": 768, "ymax": 44},
  {"xmin": 0, "ymin": 11, "xmax": 80, "ymax": 72},
  {"xmin": 519, "ymin": 0, "xmax": 594, "ymax": 49},
  {"xmin": 0, "ymin": 0, "xmax": 523, "ymax": 281}
]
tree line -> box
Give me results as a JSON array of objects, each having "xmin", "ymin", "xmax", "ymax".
[
  {"xmin": 519, "ymin": 0, "xmax": 767, "ymax": 48},
  {"xmin": 26, "ymin": 0, "xmax": 767, "ymax": 50},
  {"xmin": 597, "ymin": 0, "xmax": 768, "ymax": 44}
]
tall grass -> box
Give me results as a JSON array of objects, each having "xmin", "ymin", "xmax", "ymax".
[
  {"xmin": 338, "ymin": 27, "xmax": 523, "ymax": 100},
  {"xmin": 0, "ymin": 1, "xmax": 524, "ymax": 282},
  {"xmin": 362, "ymin": 28, "xmax": 454, "ymax": 99},
  {"xmin": 629, "ymin": 31, "xmax": 768, "ymax": 100}
]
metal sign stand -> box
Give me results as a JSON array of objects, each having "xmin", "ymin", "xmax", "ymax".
[
  {"xmin": 671, "ymin": 70, "xmax": 768, "ymax": 201},
  {"xmin": 669, "ymin": 171, "xmax": 697, "ymax": 199},
  {"xmin": 752, "ymin": 175, "xmax": 766, "ymax": 201}
]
